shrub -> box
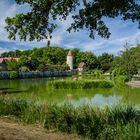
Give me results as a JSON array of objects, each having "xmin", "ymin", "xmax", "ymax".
[
  {"xmin": 114, "ymin": 75, "xmax": 128, "ymax": 87},
  {"xmin": 19, "ymin": 66, "xmax": 29, "ymax": 72},
  {"xmin": 47, "ymin": 80, "xmax": 114, "ymax": 89},
  {"xmin": 0, "ymin": 98, "xmax": 29, "ymax": 117},
  {"xmin": 9, "ymin": 71, "xmax": 19, "ymax": 79}
]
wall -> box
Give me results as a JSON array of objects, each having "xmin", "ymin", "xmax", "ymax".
[{"xmin": 0, "ymin": 70, "xmax": 77, "ymax": 80}]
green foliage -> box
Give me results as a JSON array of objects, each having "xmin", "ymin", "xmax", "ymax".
[
  {"xmin": 27, "ymin": 57, "xmax": 39, "ymax": 71},
  {"xmin": 79, "ymin": 69, "xmax": 106, "ymax": 80},
  {"xmin": 98, "ymin": 53, "xmax": 114, "ymax": 72},
  {"xmin": 5, "ymin": 0, "xmax": 140, "ymax": 41},
  {"xmin": 19, "ymin": 55, "xmax": 29, "ymax": 66},
  {"xmin": 43, "ymin": 47, "xmax": 67, "ymax": 65},
  {"xmin": 76, "ymin": 52, "xmax": 98, "ymax": 69},
  {"xmin": 1, "ymin": 45, "xmax": 140, "ymax": 77},
  {"xmin": 114, "ymin": 76, "xmax": 128, "ymax": 85},
  {"xmin": 0, "ymin": 97, "xmax": 139, "ymax": 140},
  {"xmin": 1, "ymin": 46, "xmax": 100, "ymax": 71},
  {"xmin": 0, "ymin": 98, "xmax": 30, "ymax": 117},
  {"xmin": 19, "ymin": 66, "xmax": 29, "ymax": 72},
  {"xmin": 47, "ymin": 80, "xmax": 114, "ymax": 89},
  {"xmin": 46, "ymin": 64, "xmax": 69, "ymax": 71},
  {"xmin": 112, "ymin": 44, "xmax": 140, "ymax": 81},
  {"xmin": 9, "ymin": 71, "xmax": 19, "ymax": 79},
  {"xmin": 7, "ymin": 61, "xmax": 20, "ymax": 71},
  {"xmin": 38, "ymin": 63, "xmax": 46, "ymax": 72}
]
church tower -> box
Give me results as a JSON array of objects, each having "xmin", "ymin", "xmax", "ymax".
[{"xmin": 67, "ymin": 50, "xmax": 74, "ymax": 70}]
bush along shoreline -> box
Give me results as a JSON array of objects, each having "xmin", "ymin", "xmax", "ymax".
[
  {"xmin": 0, "ymin": 71, "xmax": 76, "ymax": 80},
  {"xmin": 47, "ymin": 80, "xmax": 114, "ymax": 89},
  {"xmin": 0, "ymin": 97, "xmax": 139, "ymax": 140}
]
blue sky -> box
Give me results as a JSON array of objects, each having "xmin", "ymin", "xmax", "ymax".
[{"xmin": 0, "ymin": 0, "xmax": 140, "ymax": 56}]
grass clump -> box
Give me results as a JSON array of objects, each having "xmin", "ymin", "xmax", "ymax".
[
  {"xmin": 47, "ymin": 80, "xmax": 114, "ymax": 89},
  {"xmin": 0, "ymin": 97, "xmax": 139, "ymax": 140}
]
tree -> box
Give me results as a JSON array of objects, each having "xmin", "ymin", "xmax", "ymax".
[
  {"xmin": 30, "ymin": 48, "xmax": 44, "ymax": 60},
  {"xmin": 1, "ymin": 52, "xmax": 9, "ymax": 57},
  {"xmin": 27, "ymin": 57, "xmax": 39, "ymax": 71},
  {"xmin": 5, "ymin": 0, "xmax": 140, "ymax": 42},
  {"xmin": 122, "ymin": 43, "xmax": 138, "ymax": 81},
  {"xmin": 113, "ymin": 43, "xmax": 138, "ymax": 81},
  {"xmin": 98, "ymin": 53, "xmax": 114, "ymax": 72},
  {"xmin": 130, "ymin": 44, "xmax": 140, "ymax": 70},
  {"xmin": 43, "ymin": 46, "xmax": 66, "ymax": 64},
  {"xmin": 14, "ymin": 50, "xmax": 21, "ymax": 57},
  {"xmin": 7, "ymin": 61, "xmax": 20, "ymax": 71},
  {"xmin": 76, "ymin": 52, "xmax": 98, "ymax": 69},
  {"xmin": 71, "ymin": 48, "xmax": 80, "ymax": 68},
  {"xmin": 19, "ymin": 55, "xmax": 29, "ymax": 66},
  {"xmin": 38, "ymin": 63, "xmax": 46, "ymax": 72}
]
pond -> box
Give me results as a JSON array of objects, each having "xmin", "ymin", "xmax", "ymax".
[{"xmin": 0, "ymin": 78, "xmax": 140, "ymax": 107}]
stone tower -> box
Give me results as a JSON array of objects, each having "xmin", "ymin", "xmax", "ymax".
[{"xmin": 67, "ymin": 50, "xmax": 73, "ymax": 70}]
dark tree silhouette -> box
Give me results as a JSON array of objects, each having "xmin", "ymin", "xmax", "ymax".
[{"xmin": 5, "ymin": 0, "xmax": 140, "ymax": 42}]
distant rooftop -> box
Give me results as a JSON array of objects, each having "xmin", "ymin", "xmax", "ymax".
[
  {"xmin": 78, "ymin": 62, "xmax": 86, "ymax": 68},
  {"xmin": 0, "ymin": 57, "xmax": 20, "ymax": 64}
]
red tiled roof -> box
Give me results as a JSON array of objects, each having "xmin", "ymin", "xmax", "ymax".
[
  {"xmin": 0, "ymin": 58, "xmax": 5, "ymax": 63},
  {"xmin": 0, "ymin": 57, "xmax": 20, "ymax": 64},
  {"xmin": 14, "ymin": 58, "xmax": 20, "ymax": 61}
]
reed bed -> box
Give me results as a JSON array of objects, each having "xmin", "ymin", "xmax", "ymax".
[
  {"xmin": 0, "ymin": 97, "xmax": 139, "ymax": 139},
  {"xmin": 47, "ymin": 80, "xmax": 114, "ymax": 89}
]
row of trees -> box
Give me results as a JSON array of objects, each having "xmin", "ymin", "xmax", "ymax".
[
  {"xmin": 113, "ymin": 44, "xmax": 140, "ymax": 81},
  {"xmin": 1, "ymin": 44, "xmax": 140, "ymax": 80},
  {"xmin": 1, "ymin": 46, "xmax": 114, "ymax": 72}
]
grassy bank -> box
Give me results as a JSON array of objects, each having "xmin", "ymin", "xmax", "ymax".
[
  {"xmin": 47, "ymin": 80, "xmax": 114, "ymax": 89},
  {"xmin": 0, "ymin": 97, "xmax": 139, "ymax": 139}
]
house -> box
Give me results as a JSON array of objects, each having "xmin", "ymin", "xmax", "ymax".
[
  {"xmin": 78, "ymin": 62, "xmax": 86, "ymax": 72},
  {"xmin": 0, "ymin": 57, "xmax": 20, "ymax": 71}
]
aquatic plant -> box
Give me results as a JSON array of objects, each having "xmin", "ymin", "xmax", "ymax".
[{"xmin": 47, "ymin": 80, "xmax": 114, "ymax": 89}]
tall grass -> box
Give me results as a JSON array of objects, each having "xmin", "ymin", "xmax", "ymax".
[
  {"xmin": 0, "ymin": 97, "xmax": 139, "ymax": 139},
  {"xmin": 113, "ymin": 75, "xmax": 128, "ymax": 88},
  {"xmin": 47, "ymin": 80, "xmax": 114, "ymax": 89}
]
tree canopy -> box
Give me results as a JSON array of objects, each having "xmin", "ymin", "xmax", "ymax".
[
  {"xmin": 5, "ymin": 0, "xmax": 140, "ymax": 42},
  {"xmin": 1, "ymin": 44, "xmax": 140, "ymax": 80}
]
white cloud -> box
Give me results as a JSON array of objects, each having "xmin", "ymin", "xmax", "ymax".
[
  {"xmin": 0, "ymin": 47, "xmax": 10, "ymax": 54},
  {"xmin": 80, "ymin": 30, "xmax": 140, "ymax": 55},
  {"xmin": 0, "ymin": 1, "xmax": 21, "ymax": 41},
  {"xmin": 0, "ymin": 1, "xmax": 66, "ymax": 47}
]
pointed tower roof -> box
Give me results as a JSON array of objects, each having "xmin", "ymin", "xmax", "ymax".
[{"xmin": 67, "ymin": 50, "xmax": 73, "ymax": 56}]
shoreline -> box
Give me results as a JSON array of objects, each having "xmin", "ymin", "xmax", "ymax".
[{"xmin": 126, "ymin": 81, "xmax": 140, "ymax": 88}]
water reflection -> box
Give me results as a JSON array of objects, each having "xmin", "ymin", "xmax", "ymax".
[
  {"xmin": 0, "ymin": 88, "xmax": 13, "ymax": 90},
  {"xmin": 0, "ymin": 90, "xmax": 27, "ymax": 95},
  {"xmin": 64, "ymin": 94, "xmax": 122, "ymax": 107},
  {"xmin": 0, "ymin": 78, "xmax": 140, "ymax": 107}
]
